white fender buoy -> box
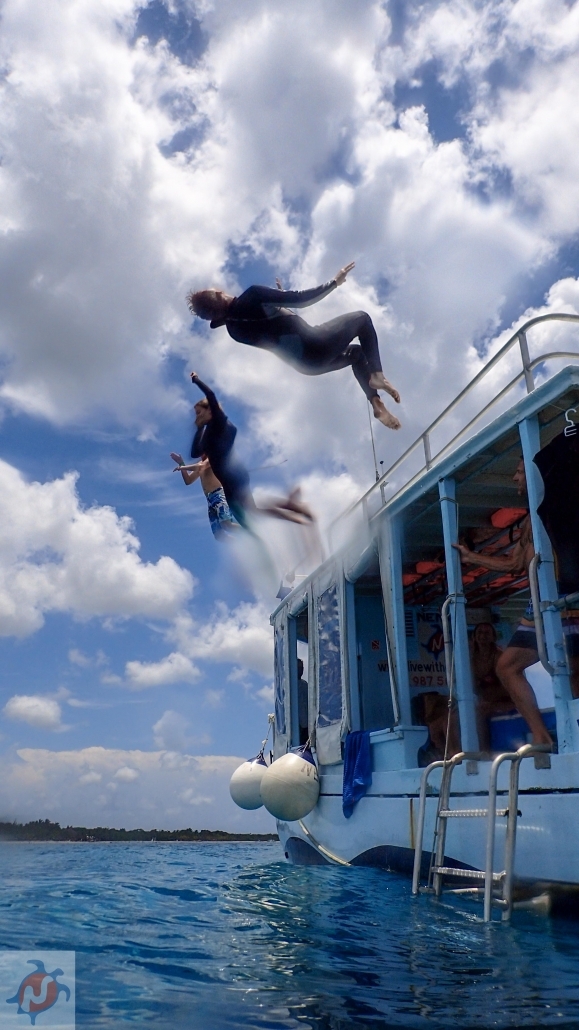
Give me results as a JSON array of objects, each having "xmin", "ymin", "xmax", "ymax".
[
  {"xmin": 229, "ymin": 756, "xmax": 268, "ymax": 810},
  {"xmin": 260, "ymin": 749, "xmax": 320, "ymax": 821}
]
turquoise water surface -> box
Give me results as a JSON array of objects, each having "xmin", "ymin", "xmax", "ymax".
[{"xmin": 1, "ymin": 840, "xmax": 579, "ymax": 1028}]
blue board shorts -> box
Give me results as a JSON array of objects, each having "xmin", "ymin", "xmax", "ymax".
[
  {"xmin": 206, "ymin": 488, "xmax": 238, "ymax": 539},
  {"xmin": 508, "ymin": 598, "xmax": 579, "ymax": 657}
]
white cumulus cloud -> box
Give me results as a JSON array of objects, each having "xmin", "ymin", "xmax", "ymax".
[
  {"xmin": 126, "ymin": 651, "xmax": 199, "ymax": 689},
  {"xmin": 153, "ymin": 709, "xmax": 189, "ymax": 751},
  {"xmin": 3, "ymin": 695, "xmax": 63, "ymax": 731},
  {"xmin": 0, "ymin": 461, "xmax": 193, "ymax": 637}
]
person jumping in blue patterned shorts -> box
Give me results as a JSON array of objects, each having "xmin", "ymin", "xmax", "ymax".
[
  {"xmin": 171, "ymin": 374, "xmax": 314, "ymax": 533},
  {"xmin": 170, "ymin": 452, "xmax": 239, "ymax": 541}
]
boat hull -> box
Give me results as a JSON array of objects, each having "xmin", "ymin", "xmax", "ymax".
[{"xmin": 277, "ymin": 753, "xmax": 579, "ymax": 891}]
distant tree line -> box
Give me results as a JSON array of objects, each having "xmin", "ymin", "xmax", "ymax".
[{"xmin": 0, "ymin": 819, "xmax": 278, "ymax": 842}]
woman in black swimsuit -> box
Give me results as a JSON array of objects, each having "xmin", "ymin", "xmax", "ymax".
[
  {"xmin": 179, "ymin": 373, "xmax": 313, "ymax": 530},
  {"xmin": 187, "ymin": 262, "xmax": 401, "ymax": 430}
]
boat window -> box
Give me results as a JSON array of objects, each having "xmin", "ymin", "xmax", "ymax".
[
  {"xmin": 288, "ymin": 607, "xmax": 310, "ymax": 747},
  {"xmin": 273, "ymin": 619, "xmax": 286, "ymax": 737},
  {"xmin": 399, "ymin": 493, "xmax": 451, "ymax": 732},
  {"xmin": 317, "ymin": 585, "xmax": 342, "ymax": 728},
  {"xmin": 353, "ymin": 580, "xmax": 395, "ymax": 731},
  {"xmin": 395, "ymin": 442, "xmax": 554, "ymax": 754}
]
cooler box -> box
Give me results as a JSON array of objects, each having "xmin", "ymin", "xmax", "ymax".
[{"xmin": 489, "ymin": 709, "xmax": 556, "ymax": 752}]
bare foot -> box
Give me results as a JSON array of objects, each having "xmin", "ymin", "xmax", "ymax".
[
  {"xmin": 371, "ymin": 396, "xmax": 401, "ymax": 430},
  {"xmin": 265, "ymin": 491, "xmax": 315, "ymax": 523},
  {"xmin": 368, "ymin": 373, "xmax": 401, "ymax": 403},
  {"xmin": 170, "ymin": 452, "xmax": 184, "ymax": 465},
  {"xmin": 286, "ymin": 487, "xmax": 315, "ymax": 522}
]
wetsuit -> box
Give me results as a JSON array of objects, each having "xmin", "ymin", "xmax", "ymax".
[
  {"xmin": 531, "ymin": 428, "xmax": 579, "ymax": 658},
  {"xmin": 534, "ymin": 429, "xmax": 579, "ymax": 595},
  {"xmin": 191, "ymin": 378, "xmax": 251, "ymax": 527},
  {"xmin": 212, "ymin": 282, "xmax": 383, "ymax": 401}
]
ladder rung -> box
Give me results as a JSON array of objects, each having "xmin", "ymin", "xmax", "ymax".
[
  {"xmin": 444, "ymin": 888, "xmax": 509, "ymax": 909},
  {"xmin": 433, "ymin": 866, "xmax": 504, "ymax": 882},
  {"xmin": 439, "ymin": 808, "xmax": 508, "ymax": 818}
]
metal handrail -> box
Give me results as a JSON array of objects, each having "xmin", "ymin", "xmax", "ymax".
[
  {"xmin": 528, "ymin": 554, "xmax": 555, "ymax": 676},
  {"xmin": 411, "ymin": 759, "xmax": 447, "ymax": 895},
  {"xmin": 483, "ymin": 743, "xmax": 552, "ymax": 921},
  {"xmin": 328, "ymin": 313, "xmax": 579, "ymax": 547},
  {"xmin": 542, "ymin": 590, "xmax": 579, "ymax": 612},
  {"xmin": 412, "ymin": 743, "xmax": 552, "ymax": 921}
]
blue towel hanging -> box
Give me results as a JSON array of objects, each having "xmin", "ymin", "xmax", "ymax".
[{"xmin": 342, "ymin": 731, "xmax": 372, "ymax": 818}]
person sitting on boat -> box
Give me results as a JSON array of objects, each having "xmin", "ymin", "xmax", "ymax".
[
  {"xmin": 186, "ymin": 262, "xmax": 402, "ymax": 431},
  {"xmin": 170, "ymin": 452, "xmax": 240, "ymax": 541},
  {"xmin": 417, "ymin": 691, "xmax": 461, "ymax": 763},
  {"xmin": 182, "ymin": 373, "xmax": 314, "ymax": 530},
  {"xmin": 454, "ymin": 459, "xmax": 579, "ymax": 746},
  {"xmin": 470, "ymin": 622, "xmax": 516, "ymax": 752}
]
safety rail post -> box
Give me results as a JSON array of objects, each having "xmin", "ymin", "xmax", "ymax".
[
  {"xmin": 528, "ymin": 555, "xmax": 554, "ymax": 676},
  {"xmin": 432, "ymin": 759, "xmax": 454, "ymax": 896},
  {"xmin": 518, "ymin": 331, "xmax": 535, "ymax": 393},
  {"xmin": 483, "ymin": 743, "xmax": 552, "ymax": 921},
  {"xmin": 438, "ymin": 480, "xmax": 478, "ymax": 752},
  {"xmin": 423, "ymin": 433, "xmax": 432, "ymax": 470},
  {"xmin": 518, "ymin": 417, "xmax": 575, "ymax": 751},
  {"xmin": 483, "ymin": 752, "xmax": 507, "ymax": 921},
  {"xmin": 441, "ymin": 597, "xmax": 454, "ymax": 693},
  {"xmin": 378, "ymin": 516, "xmax": 412, "ymax": 725},
  {"xmin": 500, "ymin": 756, "xmax": 521, "ymax": 922},
  {"xmin": 411, "ymin": 759, "xmax": 447, "ymax": 895}
]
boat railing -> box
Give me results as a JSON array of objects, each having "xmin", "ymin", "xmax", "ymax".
[{"xmin": 327, "ymin": 312, "xmax": 579, "ymax": 551}]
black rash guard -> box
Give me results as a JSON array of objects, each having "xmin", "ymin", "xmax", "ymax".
[
  {"xmin": 210, "ymin": 281, "xmax": 384, "ymax": 401},
  {"xmin": 190, "ymin": 378, "xmax": 250, "ymax": 522},
  {"xmin": 535, "ymin": 429, "xmax": 579, "ymax": 595},
  {"xmin": 215, "ymin": 281, "xmax": 337, "ymax": 335}
]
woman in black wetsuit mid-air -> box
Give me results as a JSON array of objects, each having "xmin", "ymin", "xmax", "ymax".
[
  {"xmin": 178, "ymin": 372, "xmax": 313, "ymax": 530},
  {"xmin": 186, "ymin": 262, "xmax": 401, "ymax": 430}
]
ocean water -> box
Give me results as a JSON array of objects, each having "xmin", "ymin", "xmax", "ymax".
[{"xmin": 1, "ymin": 841, "xmax": 579, "ymax": 1029}]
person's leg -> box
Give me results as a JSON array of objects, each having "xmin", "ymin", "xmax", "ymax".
[
  {"xmin": 207, "ymin": 488, "xmax": 241, "ymax": 540},
  {"xmin": 346, "ymin": 345, "xmax": 402, "ymax": 429},
  {"xmin": 298, "ymin": 312, "xmax": 401, "ymax": 413},
  {"xmin": 495, "ymin": 645, "xmax": 552, "ymax": 744},
  {"xmin": 260, "ymin": 487, "xmax": 315, "ymax": 524}
]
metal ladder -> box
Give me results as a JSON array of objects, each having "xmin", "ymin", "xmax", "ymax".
[{"xmin": 411, "ymin": 744, "xmax": 551, "ymax": 921}]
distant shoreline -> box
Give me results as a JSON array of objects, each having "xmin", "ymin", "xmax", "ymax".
[{"xmin": 0, "ymin": 819, "xmax": 278, "ymax": 843}]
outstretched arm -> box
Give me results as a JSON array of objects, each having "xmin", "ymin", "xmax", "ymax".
[
  {"xmin": 252, "ymin": 263, "xmax": 355, "ymax": 310},
  {"xmin": 452, "ymin": 539, "xmax": 527, "ymax": 574},
  {"xmin": 190, "ymin": 372, "xmax": 226, "ymax": 426},
  {"xmin": 174, "ymin": 461, "xmax": 206, "ymax": 486}
]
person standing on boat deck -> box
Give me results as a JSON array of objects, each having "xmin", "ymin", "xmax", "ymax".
[
  {"xmin": 454, "ymin": 459, "xmax": 579, "ymax": 746},
  {"xmin": 170, "ymin": 452, "xmax": 240, "ymax": 540},
  {"xmin": 185, "ymin": 373, "xmax": 314, "ymax": 529},
  {"xmin": 186, "ymin": 262, "xmax": 402, "ymax": 431}
]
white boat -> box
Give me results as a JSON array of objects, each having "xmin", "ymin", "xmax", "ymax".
[{"xmin": 268, "ymin": 312, "xmax": 579, "ymax": 920}]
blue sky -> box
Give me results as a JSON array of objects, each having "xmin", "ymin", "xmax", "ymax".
[{"xmin": 0, "ymin": 0, "xmax": 578, "ymax": 830}]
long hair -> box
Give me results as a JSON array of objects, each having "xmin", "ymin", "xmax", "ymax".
[{"xmin": 472, "ymin": 622, "xmax": 499, "ymax": 655}]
